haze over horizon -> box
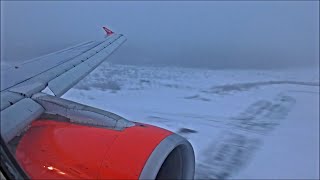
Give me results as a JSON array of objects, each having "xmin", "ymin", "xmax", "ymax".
[{"xmin": 1, "ymin": 1, "xmax": 319, "ymax": 69}]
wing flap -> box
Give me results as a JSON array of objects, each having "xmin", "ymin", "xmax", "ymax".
[
  {"xmin": 0, "ymin": 98, "xmax": 44, "ymax": 143},
  {"xmin": 48, "ymin": 60, "xmax": 94, "ymax": 97},
  {"xmin": 0, "ymin": 92, "xmax": 24, "ymax": 111},
  {"xmin": 47, "ymin": 35, "xmax": 126, "ymax": 96}
]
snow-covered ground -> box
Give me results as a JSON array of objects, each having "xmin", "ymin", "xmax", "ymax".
[{"xmin": 63, "ymin": 63, "xmax": 319, "ymax": 179}]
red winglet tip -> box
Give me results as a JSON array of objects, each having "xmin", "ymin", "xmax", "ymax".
[{"xmin": 103, "ymin": 26, "xmax": 114, "ymax": 36}]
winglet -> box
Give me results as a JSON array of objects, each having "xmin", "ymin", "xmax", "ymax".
[{"xmin": 103, "ymin": 26, "xmax": 114, "ymax": 36}]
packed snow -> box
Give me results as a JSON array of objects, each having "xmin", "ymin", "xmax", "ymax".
[{"xmin": 63, "ymin": 63, "xmax": 319, "ymax": 179}]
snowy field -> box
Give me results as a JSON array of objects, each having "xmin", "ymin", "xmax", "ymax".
[{"xmin": 63, "ymin": 63, "xmax": 319, "ymax": 179}]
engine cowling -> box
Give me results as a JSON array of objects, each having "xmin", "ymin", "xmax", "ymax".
[
  {"xmin": 16, "ymin": 119, "xmax": 194, "ymax": 179},
  {"xmin": 14, "ymin": 93, "xmax": 195, "ymax": 179}
]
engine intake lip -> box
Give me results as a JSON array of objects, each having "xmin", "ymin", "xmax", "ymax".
[{"xmin": 139, "ymin": 134, "xmax": 195, "ymax": 180}]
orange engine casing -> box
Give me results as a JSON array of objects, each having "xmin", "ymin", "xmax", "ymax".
[{"xmin": 15, "ymin": 119, "xmax": 172, "ymax": 179}]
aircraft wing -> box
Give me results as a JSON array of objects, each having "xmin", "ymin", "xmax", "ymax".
[
  {"xmin": 0, "ymin": 27, "xmax": 195, "ymax": 180},
  {"xmin": 1, "ymin": 28, "xmax": 126, "ymax": 142}
]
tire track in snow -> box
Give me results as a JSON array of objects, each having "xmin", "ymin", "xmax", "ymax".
[
  {"xmin": 196, "ymin": 94, "xmax": 296, "ymax": 179},
  {"xmin": 204, "ymin": 81, "xmax": 319, "ymax": 95}
]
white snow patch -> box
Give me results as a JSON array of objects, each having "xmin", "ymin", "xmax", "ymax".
[{"xmin": 63, "ymin": 63, "xmax": 319, "ymax": 179}]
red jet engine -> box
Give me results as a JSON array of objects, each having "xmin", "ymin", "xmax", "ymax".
[{"xmin": 14, "ymin": 93, "xmax": 195, "ymax": 179}]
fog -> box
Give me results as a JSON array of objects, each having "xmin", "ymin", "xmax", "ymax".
[{"xmin": 1, "ymin": 1, "xmax": 319, "ymax": 69}]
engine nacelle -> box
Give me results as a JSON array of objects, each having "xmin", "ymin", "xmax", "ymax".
[{"xmin": 14, "ymin": 93, "xmax": 195, "ymax": 179}]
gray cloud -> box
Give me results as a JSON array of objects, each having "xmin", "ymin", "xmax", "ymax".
[{"xmin": 1, "ymin": 1, "xmax": 319, "ymax": 69}]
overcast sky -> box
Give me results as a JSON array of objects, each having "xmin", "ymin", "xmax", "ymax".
[{"xmin": 1, "ymin": 1, "xmax": 319, "ymax": 69}]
